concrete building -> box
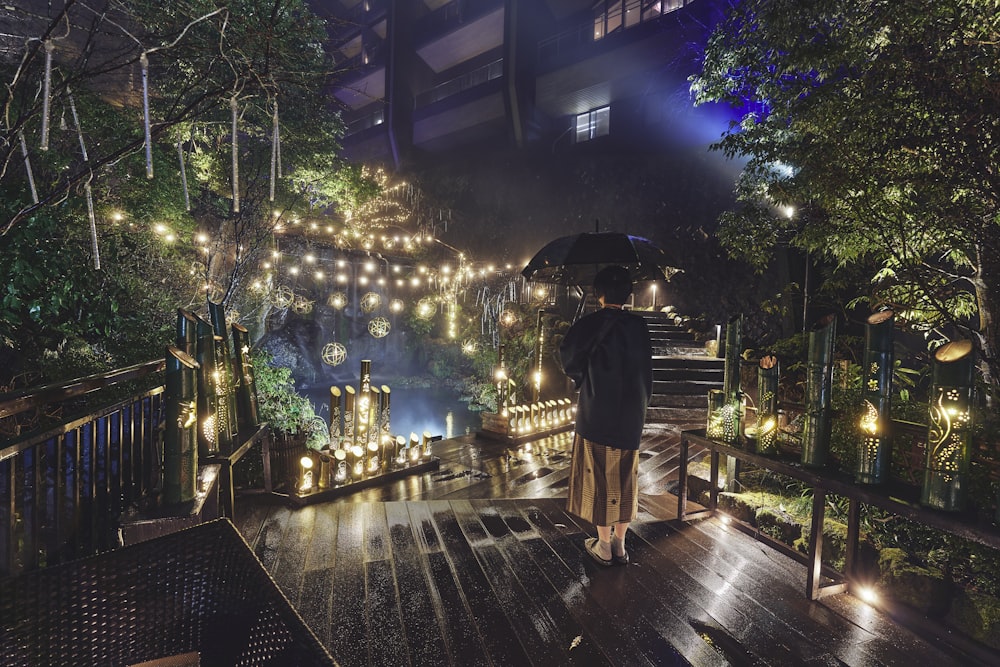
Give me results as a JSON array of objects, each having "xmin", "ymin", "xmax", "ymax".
[{"xmin": 315, "ymin": 0, "xmax": 731, "ymax": 167}]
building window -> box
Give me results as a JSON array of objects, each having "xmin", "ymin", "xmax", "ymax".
[
  {"xmin": 593, "ymin": 0, "xmax": 685, "ymax": 40},
  {"xmin": 575, "ymin": 106, "xmax": 610, "ymax": 142}
]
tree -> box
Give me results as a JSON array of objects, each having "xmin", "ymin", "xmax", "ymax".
[
  {"xmin": 0, "ymin": 0, "xmax": 375, "ymax": 382},
  {"xmin": 692, "ymin": 0, "xmax": 1000, "ymax": 395}
]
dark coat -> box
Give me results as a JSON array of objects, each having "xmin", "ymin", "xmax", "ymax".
[{"xmin": 559, "ymin": 308, "xmax": 652, "ymax": 451}]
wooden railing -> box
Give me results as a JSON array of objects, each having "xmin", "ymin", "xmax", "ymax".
[{"xmin": 0, "ymin": 360, "xmax": 165, "ymax": 577}]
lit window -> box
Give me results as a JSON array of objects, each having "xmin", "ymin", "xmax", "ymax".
[
  {"xmin": 575, "ymin": 106, "xmax": 610, "ymax": 142},
  {"xmin": 625, "ymin": 0, "xmax": 641, "ymax": 27}
]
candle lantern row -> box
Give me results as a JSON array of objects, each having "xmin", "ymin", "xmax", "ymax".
[
  {"xmin": 299, "ymin": 358, "xmax": 437, "ymax": 493},
  {"xmin": 506, "ymin": 398, "xmax": 574, "ymax": 435}
]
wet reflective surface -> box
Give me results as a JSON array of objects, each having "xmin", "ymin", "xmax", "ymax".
[{"xmin": 235, "ymin": 423, "xmax": 983, "ymax": 666}]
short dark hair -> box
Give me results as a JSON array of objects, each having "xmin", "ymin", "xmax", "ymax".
[{"xmin": 593, "ymin": 265, "xmax": 632, "ymax": 304}]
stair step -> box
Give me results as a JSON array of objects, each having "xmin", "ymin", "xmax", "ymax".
[
  {"xmin": 654, "ymin": 367, "xmax": 724, "ymax": 381},
  {"xmin": 646, "ymin": 406, "xmax": 708, "ymax": 424},
  {"xmin": 653, "ymin": 347, "xmax": 710, "ymax": 359},
  {"xmin": 649, "ymin": 332, "xmax": 697, "ymax": 341},
  {"xmin": 650, "ymin": 393, "xmax": 708, "ymax": 408},
  {"xmin": 652, "ymin": 356, "xmax": 724, "ymax": 369},
  {"xmin": 652, "ymin": 380, "xmax": 721, "ymax": 395}
]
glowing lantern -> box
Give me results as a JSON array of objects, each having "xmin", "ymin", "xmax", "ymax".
[{"xmin": 921, "ymin": 340, "xmax": 975, "ymax": 512}]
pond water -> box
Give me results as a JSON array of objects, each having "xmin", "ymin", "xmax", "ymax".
[{"xmin": 304, "ymin": 382, "xmax": 482, "ymax": 441}]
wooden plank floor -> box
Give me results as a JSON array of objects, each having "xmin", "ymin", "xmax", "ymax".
[{"xmin": 233, "ymin": 424, "xmax": 990, "ymax": 666}]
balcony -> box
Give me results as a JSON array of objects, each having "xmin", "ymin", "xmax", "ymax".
[
  {"xmin": 414, "ymin": 2, "xmax": 505, "ymax": 74},
  {"xmin": 413, "ymin": 58, "xmax": 503, "ymax": 108}
]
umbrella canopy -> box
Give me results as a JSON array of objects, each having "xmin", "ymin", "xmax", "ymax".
[{"xmin": 521, "ymin": 232, "xmax": 679, "ymax": 285}]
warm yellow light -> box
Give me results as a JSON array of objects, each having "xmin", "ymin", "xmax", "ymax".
[
  {"xmin": 154, "ymin": 223, "xmax": 167, "ymax": 235},
  {"xmin": 442, "ymin": 265, "xmax": 451, "ymax": 274},
  {"xmin": 365, "ymin": 261, "xmax": 375, "ymax": 272},
  {"xmin": 164, "ymin": 233, "xmax": 176, "ymax": 243},
  {"xmin": 856, "ymin": 586, "xmax": 878, "ymax": 605},
  {"xmin": 111, "ymin": 211, "xmax": 124, "ymax": 222},
  {"xmin": 262, "ymin": 261, "xmax": 271, "ymax": 269},
  {"xmin": 196, "ymin": 233, "xmax": 208, "ymax": 243},
  {"xmin": 337, "ymin": 274, "xmax": 347, "ymax": 283},
  {"xmin": 272, "ymin": 250, "xmax": 280, "ymax": 258},
  {"xmin": 304, "ymin": 254, "xmax": 315, "ymax": 263},
  {"xmin": 315, "ymin": 271, "xmax": 325, "ymax": 280},
  {"xmin": 300, "ymin": 456, "xmax": 313, "ymax": 469},
  {"xmin": 418, "ymin": 265, "xmax": 427, "ymax": 274},
  {"xmin": 410, "ymin": 277, "xmax": 420, "ymax": 287},
  {"xmin": 358, "ymin": 275, "xmax": 369, "ymax": 285},
  {"xmin": 289, "ymin": 266, "xmax": 299, "ymax": 275}
]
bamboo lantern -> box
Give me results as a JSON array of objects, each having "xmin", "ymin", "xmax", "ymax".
[
  {"xmin": 355, "ymin": 360, "xmax": 372, "ymax": 451},
  {"xmin": 721, "ymin": 315, "xmax": 743, "ymax": 446},
  {"xmin": 801, "ymin": 314, "xmax": 837, "ymax": 468},
  {"xmin": 756, "ymin": 355, "xmax": 780, "ymax": 455},
  {"xmin": 195, "ymin": 316, "xmax": 220, "ymax": 457},
  {"xmin": 343, "ymin": 386, "xmax": 356, "ymax": 444},
  {"xmin": 176, "ymin": 308, "xmax": 198, "ymax": 357},
  {"xmin": 367, "ymin": 386, "xmax": 381, "ymax": 471},
  {"xmin": 231, "ymin": 323, "xmax": 259, "ymax": 432},
  {"xmin": 209, "ymin": 301, "xmax": 239, "ymax": 441},
  {"xmin": 164, "ymin": 346, "xmax": 199, "ymax": 504},
  {"xmin": 855, "ymin": 311, "xmax": 894, "ymax": 484},
  {"xmin": 329, "ymin": 386, "xmax": 343, "ymax": 447},
  {"xmin": 921, "ymin": 340, "xmax": 975, "ymax": 512}
]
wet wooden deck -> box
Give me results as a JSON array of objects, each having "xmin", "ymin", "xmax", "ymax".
[{"xmin": 233, "ymin": 424, "xmax": 988, "ymax": 666}]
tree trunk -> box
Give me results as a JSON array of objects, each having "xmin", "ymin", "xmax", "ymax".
[{"xmin": 975, "ymin": 237, "xmax": 1000, "ymax": 403}]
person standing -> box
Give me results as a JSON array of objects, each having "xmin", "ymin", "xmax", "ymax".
[{"xmin": 559, "ymin": 265, "xmax": 653, "ymax": 566}]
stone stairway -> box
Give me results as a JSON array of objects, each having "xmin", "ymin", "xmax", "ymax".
[{"xmin": 637, "ymin": 311, "xmax": 723, "ymax": 424}]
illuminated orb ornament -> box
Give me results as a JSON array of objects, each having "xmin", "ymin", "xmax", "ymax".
[
  {"xmin": 360, "ymin": 291, "xmax": 382, "ymax": 313},
  {"xmin": 389, "ymin": 298, "xmax": 404, "ymax": 313},
  {"xmin": 272, "ymin": 285, "xmax": 294, "ymax": 309},
  {"xmin": 321, "ymin": 342, "xmax": 347, "ymax": 366},
  {"xmin": 500, "ymin": 310, "xmax": 518, "ymax": 327},
  {"xmin": 462, "ymin": 339, "xmax": 478, "ymax": 356},
  {"xmin": 416, "ymin": 297, "xmax": 436, "ymax": 319},
  {"xmin": 368, "ymin": 317, "xmax": 391, "ymax": 338},
  {"xmin": 292, "ymin": 296, "xmax": 314, "ymax": 315},
  {"xmin": 327, "ymin": 292, "xmax": 348, "ymax": 309}
]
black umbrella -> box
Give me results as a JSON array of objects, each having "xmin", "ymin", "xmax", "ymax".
[{"xmin": 521, "ymin": 232, "xmax": 679, "ymax": 285}]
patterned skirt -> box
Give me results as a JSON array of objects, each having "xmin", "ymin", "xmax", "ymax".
[{"xmin": 565, "ymin": 433, "xmax": 639, "ymax": 526}]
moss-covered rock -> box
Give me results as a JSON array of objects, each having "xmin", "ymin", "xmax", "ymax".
[
  {"xmin": 791, "ymin": 517, "xmax": 848, "ymax": 571},
  {"xmin": 945, "ymin": 588, "xmax": 1000, "ymax": 651},
  {"xmin": 879, "ymin": 547, "xmax": 953, "ymax": 617},
  {"xmin": 756, "ymin": 507, "xmax": 800, "ymax": 545},
  {"xmin": 717, "ymin": 492, "xmax": 756, "ymax": 524}
]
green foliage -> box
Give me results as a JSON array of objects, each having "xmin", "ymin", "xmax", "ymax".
[
  {"xmin": 694, "ymin": 0, "xmax": 1000, "ymax": 390},
  {"xmin": 252, "ymin": 350, "xmax": 322, "ymax": 442},
  {"xmin": 0, "ymin": 0, "xmax": 367, "ymax": 386}
]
